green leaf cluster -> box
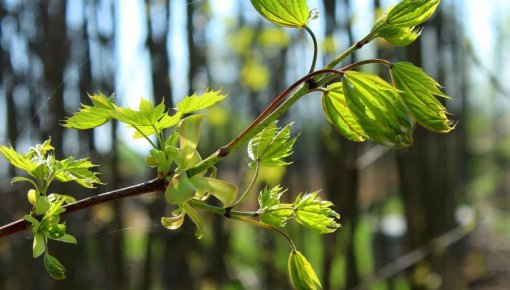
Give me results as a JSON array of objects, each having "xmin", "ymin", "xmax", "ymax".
[
  {"xmin": 63, "ymin": 90, "xmax": 225, "ymax": 141},
  {"xmin": 161, "ymin": 115, "xmax": 238, "ymax": 239},
  {"xmin": 371, "ymin": 0, "xmax": 440, "ymax": 46},
  {"xmin": 24, "ymin": 195, "xmax": 77, "ymax": 279},
  {"xmin": 0, "ymin": 139, "xmax": 101, "ymax": 192},
  {"xmin": 248, "ymin": 121, "xmax": 299, "ymax": 168},
  {"xmin": 322, "ymin": 68, "xmax": 453, "ymax": 147},
  {"xmin": 258, "ymin": 186, "xmax": 340, "ymax": 234}
]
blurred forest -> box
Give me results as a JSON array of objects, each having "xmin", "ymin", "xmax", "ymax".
[{"xmin": 1, "ymin": 0, "xmax": 509, "ymax": 289}]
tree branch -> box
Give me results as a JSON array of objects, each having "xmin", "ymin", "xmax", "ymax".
[{"xmin": 0, "ymin": 178, "xmax": 167, "ymax": 238}]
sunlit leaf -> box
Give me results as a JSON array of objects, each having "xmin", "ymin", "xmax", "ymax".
[
  {"xmin": 378, "ymin": 26, "xmax": 422, "ymax": 46},
  {"xmin": 31, "ymin": 232, "xmax": 46, "ymax": 258},
  {"xmin": 248, "ymin": 122, "xmax": 298, "ymax": 167},
  {"xmin": 161, "ymin": 211, "xmax": 185, "ymax": 230},
  {"xmin": 182, "ymin": 202, "xmax": 205, "ymax": 239},
  {"xmin": 26, "ymin": 139, "xmax": 54, "ymax": 159},
  {"xmin": 342, "ymin": 71, "xmax": 414, "ymax": 147},
  {"xmin": 0, "ymin": 145, "xmax": 37, "ymax": 173},
  {"xmin": 54, "ymin": 234, "xmax": 77, "ymax": 244},
  {"xmin": 322, "ymin": 83, "xmax": 367, "ymax": 142},
  {"xmin": 176, "ymin": 90, "xmax": 226, "ymax": 115},
  {"xmin": 43, "ymin": 253, "xmax": 66, "ymax": 280},
  {"xmin": 12, "ymin": 177, "xmax": 38, "ymax": 190},
  {"xmin": 54, "ymin": 157, "xmax": 102, "ymax": 188},
  {"xmin": 190, "ymin": 176, "xmax": 238, "ymax": 207},
  {"xmin": 250, "ymin": 0, "xmax": 310, "ymax": 28},
  {"xmin": 35, "ymin": 196, "xmax": 50, "ymax": 215},
  {"xmin": 62, "ymin": 93, "xmax": 115, "ymax": 129},
  {"xmin": 293, "ymin": 191, "xmax": 340, "ymax": 234},
  {"xmin": 288, "ymin": 251, "xmax": 322, "ymax": 290},
  {"xmin": 391, "ymin": 62, "xmax": 454, "ymax": 133},
  {"xmin": 113, "ymin": 98, "xmax": 179, "ymax": 139},
  {"xmin": 258, "ymin": 185, "xmax": 293, "ymax": 227},
  {"xmin": 387, "ymin": 0, "xmax": 440, "ymax": 27},
  {"xmin": 165, "ymin": 172, "xmax": 196, "ymax": 204},
  {"xmin": 179, "ymin": 114, "xmax": 204, "ymax": 169},
  {"xmin": 48, "ymin": 193, "xmax": 77, "ymax": 205}
]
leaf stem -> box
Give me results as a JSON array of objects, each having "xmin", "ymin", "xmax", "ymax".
[
  {"xmin": 340, "ymin": 58, "xmax": 393, "ymax": 71},
  {"xmin": 230, "ymin": 161, "xmax": 260, "ymax": 209},
  {"xmin": 230, "ymin": 216, "xmax": 297, "ymax": 252},
  {"xmin": 304, "ymin": 26, "xmax": 318, "ymax": 74},
  {"xmin": 132, "ymin": 125, "xmax": 158, "ymax": 149}
]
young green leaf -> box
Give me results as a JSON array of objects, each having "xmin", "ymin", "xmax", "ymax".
[
  {"xmin": 288, "ymin": 251, "xmax": 322, "ymax": 290},
  {"xmin": 293, "ymin": 191, "xmax": 340, "ymax": 234},
  {"xmin": 54, "ymin": 157, "xmax": 102, "ymax": 188},
  {"xmin": 113, "ymin": 98, "xmax": 180, "ymax": 139},
  {"xmin": 165, "ymin": 172, "xmax": 196, "ymax": 204},
  {"xmin": 250, "ymin": 0, "xmax": 311, "ymax": 29},
  {"xmin": 190, "ymin": 176, "xmax": 238, "ymax": 207},
  {"xmin": 0, "ymin": 145, "xmax": 37, "ymax": 173},
  {"xmin": 161, "ymin": 211, "xmax": 185, "ymax": 230},
  {"xmin": 248, "ymin": 122, "xmax": 299, "ymax": 167},
  {"xmin": 258, "ymin": 186, "xmax": 293, "ymax": 227},
  {"xmin": 33, "ymin": 233, "xmax": 46, "ymax": 258},
  {"xmin": 377, "ymin": 26, "xmax": 422, "ymax": 46},
  {"xmin": 182, "ymin": 201, "xmax": 205, "ymax": 239},
  {"xmin": 62, "ymin": 93, "xmax": 115, "ymax": 129},
  {"xmin": 386, "ymin": 0, "xmax": 440, "ymax": 27},
  {"xmin": 391, "ymin": 62, "xmax": 454, "ymax": 133},
  {"xmin": 44, "ymin": 253, "xmax": 66, "ymax": 280},
  {"xmin": 35, "ymin": 196, "xmax": 51, "ymax": 215},
  {"xmin": 342, "ymin": 71, "xmax": 414, "ymax": 147},
  {"xmin": 322, "ymin": 83, "xmax": 367, "ymax": 142},
  {"xmin": 176, "ymin": 90, "xmax": 226, "ymax": 115},
  {"xmin": 54, "ymin": 234, "xmax": 77, "ymax": 244},
  {"xmin": 179, "ymin": 114, "xmax": 204, "ymax": 169}
]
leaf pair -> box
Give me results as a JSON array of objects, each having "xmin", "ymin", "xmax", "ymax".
[
  {"xmin": 372, "ymin": 0, "xmax": 440, "ymax": 46},
  {"xmin": 322, "ymin": 64, "xmax": 453, "ymax": 147},
  {"xmin": 323, "ymin": 71, "xmax": 414, "ymax": 147},
  {"xmin": 258, "ymin": 186, "xmax": 341, "ymax": 234}
]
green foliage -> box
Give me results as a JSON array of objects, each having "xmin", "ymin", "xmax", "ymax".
[
  {"xmin": 288, "ymin": 251, "xmax": 322, "ymax": 290},
  {"xmin": 341, "ymin": 71, "xmax": 414, "ymax": 147},
  {"xmin": 250, "ymin": 0, "xmax": 311, "ymax": 28},
  {"xmin": 176, "ymin": 90, "xmax": 226, "ymax": 115},
  {"xmin": 1, "ymin": 1, "xmax": 454, "ymax": 288},
  {"xmin": 258, "ymin": 185, "xmax": 293, "ymax": 227},
  {"xmin": 257, "ymin": 187, "xmax": 340, "ymax": 234},
  {"xmin": 248, "ymin": 122, "xmax": 299, "ymax": 168},
  {"xmin": 0, "ymin": 139, "xmax": 95, "ymax": 278},
  {"xmin": 44, "ymin": 253, "xmax": 67, "ymax": 280},
  {"xmin": 293, "ymin": 191, "xmax": 341, "ymax": 234},
  {"xmin": 321, "ymin": 82, "xmax": 367, "ymax": 142},
  {"xmin": 371, "ymin": 0, "xmax": 440, "ymax": 46},
  {"xmin": 391, "ymin": 62, "xmax": 454, "ymax": 133},
  {"xmin": 61, "ymin": 93, "xmax": 115, "ymax": 129},
  {"xmin": 386, "ymin": 0, "xmax": 440, "ymax": 27}
]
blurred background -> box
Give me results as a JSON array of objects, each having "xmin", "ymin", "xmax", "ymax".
[{"xmin": 0, "ymin": 0, "xmax": 509, "ymax": 289}]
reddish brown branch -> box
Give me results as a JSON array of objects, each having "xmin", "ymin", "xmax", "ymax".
[{"xmin": 0, "ymin": 178, "xmax": 167, "ymax": 238}]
